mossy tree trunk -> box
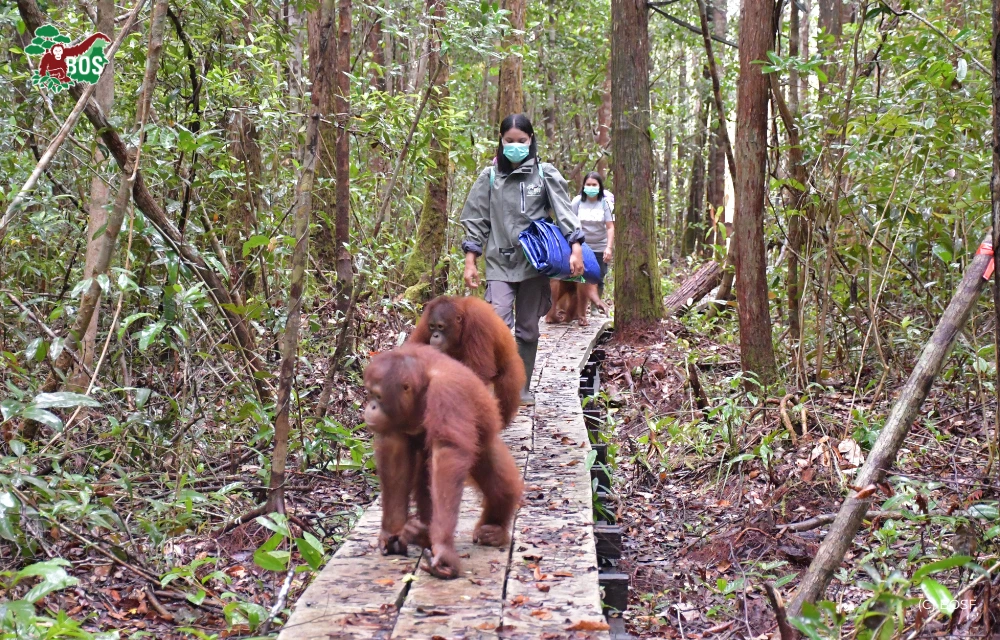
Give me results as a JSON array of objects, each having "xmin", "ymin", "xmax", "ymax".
[
  {"xmin": 610, "ymin": 0, "xmax": 664, "ymax": 328},
  {"xmin": 497, "ymin": 0, "xmax": 525, "ymax": 121},
  {"xmin": 402, "ymin": 0, "xmax": 449, "ymax": 302}
]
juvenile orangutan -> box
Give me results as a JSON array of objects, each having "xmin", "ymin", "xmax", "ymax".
[
  {"xmin": 409, "ymin": 296, "xmax": 525, "ymax": 425},
  {"xmin": 363, "ymin": 343, "xmax": 523, "ymax": 579},
  {"xmin": 544, "ymin": 280, "xmax": 608, "ymax": 326}
]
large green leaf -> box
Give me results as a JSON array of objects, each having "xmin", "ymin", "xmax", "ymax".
[
  {"xmin": 32, "ymin": 391, "xmax": 101, "ymax": 410},
  {"xmin": 16, "ymin": 559, "xmax": 80, "ymax": 603},
  {"xmin": 920, "ymin": 578, "xmax": 957, "ymax": 616}
]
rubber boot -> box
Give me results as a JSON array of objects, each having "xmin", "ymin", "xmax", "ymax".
[{"xmin": 516, "ymin": 338, "xmax": 538, "ymax": 406}]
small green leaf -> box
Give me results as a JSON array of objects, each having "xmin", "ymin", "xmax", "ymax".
[
  {"xmin": 253, "ymin": 549, "xmax": 290, "ymax": 572},
  {"xmin": 242, "ymin": 235, "xmax": 271, "ymax": 257},
  {"xmin": 295, "ymin": 532, "xmax": 324, "ymax": 570},
  {"xmin": 136, "ymin": 320, "xmax": 166, "ymax": 351},
  {"xmin": 16, "ymin": 559, "xmax": 79, "ymax": 603}
]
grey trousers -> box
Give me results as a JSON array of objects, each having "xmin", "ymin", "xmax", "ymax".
[{"xmin": 485, "ymin": 276, "xmax": 552, "ymax": 343}]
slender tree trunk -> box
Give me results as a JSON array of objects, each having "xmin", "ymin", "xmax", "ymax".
[
  {"xmin": 704, "ymin": 0, "xmax": 727, "ymax": 250},
  {"xmin": 543, "ymin": 7, "xmax": 556, "ymax": 143},
  {"xmin": 596, "ymin": 66, "xmax": 612, "ymax": 177},
  {"xmin": 610, "ymin": 0, "xmax": 663, "ymax": 328},
  {"xmin": 268, "ymin": 111, "xmax": 319, "ymax": 516},
  {"xmin": 733, "ymin": 0, "xmax": 777, "ymax": 385},
  {"xmin": 992, "ymin": 0, "xmax": 1000, "ymax": 482},
  {"xmin": 660, "ymin": 124, "xmax": 673, "ymax": 256},
  {"xmin": 789, "ymin": 0, "xmax": 800, "ymax": 114},
  {"xmin": 497, "ymin": 0, "xmax": 525, "ymax": 121},
  {"xmin": 69, "ymin": 0, "xmax": 115, "ymax": 392},
  {"xmin": 674, "ymin": 47, "xmax": 689, "ymax": 259},
  {"xmin": 401, "ymin": 0, "xmax": 448, "ymax": 299},
  {"xmin": 309, "ymin": 0, "xmax": 337, "ymax": 271},
  {"xmin": 801, "ymin": 0, "xmax": 811, "ymax": 104},
  {"xmin": 334, "ymin": 0, "xmax": 353, "ymax": 310},
  {"xmin": 683, "ymin": 94, "xmax": 709, "ymax": 256}
]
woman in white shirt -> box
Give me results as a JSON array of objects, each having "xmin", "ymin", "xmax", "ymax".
[{"xmin": 570, "ymin": 172, "xmax": 615, "ymax": 312}]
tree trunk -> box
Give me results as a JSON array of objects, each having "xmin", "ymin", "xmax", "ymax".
[
  {"xmin": 596, "ymin": 67, "xmax": 612, "ymax": 177},
  {"xmin": 334, "ymin": 0, "xmax": 353, "ymax": 310},
  {"xmin": 660, "ymin": 124, "xmax": 673, "ymax": 255},
  {"xmin": 788, "ymin": 0, "xmax": 800, "ymax": 115},
  {"xmin": 401, "ymin": 0, "xmax": 448, "ymax": 300},
  {"xmin": 733, "ymin": 0, "xmax": 777, "ymax": 386},
  {"xmin": 497, "ymin": 0, "xmax": 525, "ymax": 121},
  {"xmin": 610, "ymin": 0, "xmax": 663, "ymax": 328},
  {"xmin": 788, "ymin": 236, "xmax": 994, "ymax": 615},
  {"xmin": 818, "ymin": 0, "xmax": 843, "ymax": 92},
  {"xmin": 674, "ymin": 46, "xmax": 688, "ymax": 259},
  {"xmin": 308, "ymin": 0, "xmax": 337, "ymax": 271},
  {"xmin": 268, "ymin": 113, "xmax": 319, "ymax": 517},
  {"xmin": 704, "ymin": 0, "xmax": 727, "ymax": 250},
  {"xmin": 543, "ymin": 7, "xmax": 556, "ymax": 144},
  {"xmin": 683, "ymin": 94, "xmax": 708, "ymax": 256},
  {"xmin": 69, "ymin": 0, "xmax": 115, "ymax": 392}
]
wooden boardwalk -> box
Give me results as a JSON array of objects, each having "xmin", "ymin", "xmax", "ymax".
[{"xmin": 279, "ymin": 320, "xmax": 611, "ymax": 640}]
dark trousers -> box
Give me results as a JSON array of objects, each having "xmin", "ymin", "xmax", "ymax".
[{"xmin": 594, "ymin": 254, "xmax": 609, "ymax": 298}]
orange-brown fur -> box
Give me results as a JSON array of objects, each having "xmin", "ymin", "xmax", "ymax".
[
  {"xmin": 363, "ymin": 344, "xmax": 523, "ymax": 579},
  {"xmin": 409, "ymin": 296, "xmax": 525, "ymax": 426},
  {"xmin": 544, "ymin": 280, "xmax": 608, "ymax": 326}
]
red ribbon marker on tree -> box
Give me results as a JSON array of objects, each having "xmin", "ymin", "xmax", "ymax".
[{"xmin": 976, "ymin": 241, "xmax": 995, "ymax": 281}]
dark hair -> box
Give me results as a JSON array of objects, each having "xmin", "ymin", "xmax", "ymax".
[
  {"xmin": 580, "ymin": 172, "xmax": 605, "ymax": 200},
  {"xmin": 496, "ymin": 113, "xmax": 537, "ymax": 174}
]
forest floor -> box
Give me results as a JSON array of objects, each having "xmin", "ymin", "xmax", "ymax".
[{"xmin": 601, "ymin": 285, "xmax": 1000, "ymax": 638}]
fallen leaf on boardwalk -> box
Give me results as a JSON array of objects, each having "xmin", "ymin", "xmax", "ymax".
[
  {"xmin": 510, "ymin": 595, "xmax": 529, "ymax": 607},
  {"xmin": 553, "ymin": 571, "xmax": 573, "ymax": 577},
  {"xmin": 562, "ymin": 460, "xmax": 580, "ymax": 467},
  {"xmin": 374, "ymin": 578, "xmax": 394, "ymax": 586},
  {"xmin": 523, "ymin": 554, "xmax": 542, "ymax": 562},
  {"xmin": 531, "ymin": 609, "xmax": 553, "ymax": 619},
  {"xmin": 476, "ymin": 622, "xmax": 495, "ymax": 630},
  {"xmin": 560, "ymin": 436, "xmax": 574, "ymax": 445},
  {"xmin": 535, "ymin": 582, "xmax": 550, "ymax": 592},
  {"xmin": 533, "ymin": 566, "xmax": 546, "ymax": 581},
  {"xmin": 566, "ymin": 619, "xmax": 610, "ymax": 631}
]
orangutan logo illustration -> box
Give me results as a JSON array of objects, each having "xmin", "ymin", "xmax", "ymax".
[{"xmin": 25, "ymin": 25, "xmax": 111, "ymax": 94}]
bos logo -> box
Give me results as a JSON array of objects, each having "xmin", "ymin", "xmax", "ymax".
[
  {"xmin": 526, "ymin": 183, "xmax": 542, "ymax": 197},
  {"xmin": 24, "ymin": 25, "xmax": 111, "ymax": 94}
]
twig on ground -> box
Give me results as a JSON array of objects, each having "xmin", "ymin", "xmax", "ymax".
[{"xmin": 763, "ymin": 582, "xmax": 796, "ymax": 640}]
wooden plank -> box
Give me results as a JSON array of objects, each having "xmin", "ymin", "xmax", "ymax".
[
  {"xmin": 278, "ymin": 500, "xmax": 421, "ymax": 640},
  {"xmin": 391, "ymin": 416, "xmax": 532, "ymax": 639},
  {"xmin": 501, "ymin": 321, "xmax": 611, "ymax": 639}
]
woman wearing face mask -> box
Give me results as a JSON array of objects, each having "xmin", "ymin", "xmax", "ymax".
[
  {"xmin": 569, "ymin": 172, "xmax": 615, "ymax": 311},
  {"xmin": 460, "ymin": 113, "xmax": 585, "ymax": 405}
]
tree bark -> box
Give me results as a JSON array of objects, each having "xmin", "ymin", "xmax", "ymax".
[
  {"xmin": 610, "ymin": 0, "xmax": 663, "ymax": 328},
  {"xmin": 69, "ymin": 0, "xmax": 115, "ymax": 392},
  {"xmin": 683, "ymin": 93, "xmax": 708, "ymax": 256},
  {"xmin": 401, "ymin": 0, "xmax": 449, "ymax": 300},
  {"xmin": 704, "ymin": 0, "xmax": 728, "ymax": 249},
  {"xmin": 771, "ymin": 73, "xmax": 808, "ymax": 344},
  {"xmin": 308, "ymin": 0, "xmax": 337, "ymax": 271},
  {"xmin": 596, "ymin": 67, "xmax": 612, "ymax": 177},
  {"xmin": 992, "ymin": 0, "xmax": 1000, "ymax": 483},
  {"xmin": 497, "ymin": 0, "xmax": 525, "ymax": 122},
  {"xmin": 268, "ymin": 114, "xmax": 319, "ymax": 515},
  {"xmin": 334, "ymin": 0, "xmax": 353, "ymax": 310},
  {"xmin": 788, "ymin": 236, "xmax": 994, "ymax": 615},
  {"xmin": 543, "ymin": 7, "xmax": 556, "ymax": 144},
  {"xmin": 733, "ymin": 0, "xmax": 778, "ymax": 385}
]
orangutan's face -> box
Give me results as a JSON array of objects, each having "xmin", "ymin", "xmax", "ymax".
[{"xmin": 53, "ymin": 46, "xmax": 63, "ymax": 60}]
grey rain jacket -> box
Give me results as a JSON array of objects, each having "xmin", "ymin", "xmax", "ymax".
[{"xmin": 460, "ymin": 157, "xmax": 584, "ymax": 282}]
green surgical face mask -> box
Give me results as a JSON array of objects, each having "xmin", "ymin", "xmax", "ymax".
[
  {"xmin": 502, "ymin": 142, "xmax": 530, "ymax": 163},
  {"xmin": 583, "ymin": 186, "xmax": 600, "ymax": 197}
]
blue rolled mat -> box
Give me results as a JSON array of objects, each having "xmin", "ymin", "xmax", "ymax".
[{"xmin": 518, "ymin": 219, "xmax": 602, "ymax": 283}]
